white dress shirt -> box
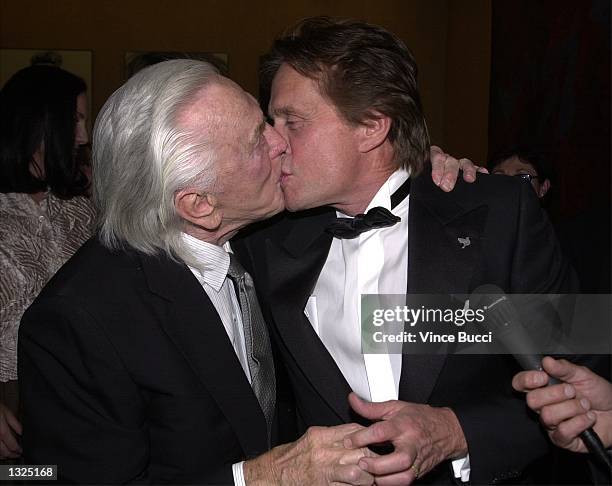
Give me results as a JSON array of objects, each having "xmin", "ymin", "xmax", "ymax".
[
  {"xmin": 306, "ymin": 170, "xmax": 470, "ymax": 481},
  {"xmin": 182, "ymin": 234, "xmax": 251, "ymax": 383},
  {"xmin": 181, "ymin": 234, "xmax": 250, "ymax": 486}
]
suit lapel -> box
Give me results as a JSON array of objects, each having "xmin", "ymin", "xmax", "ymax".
[
  {"xmin": 400, "ymin": 175, "xmax": 488, "ymax": 403},
  {"xmin": 141, "ymin": 253, "xmax": 269, "ymax": 457},
  {"xmin": 408, "ymin": 178, "xmax": 488, "ymax": 295},
  {"xmin": 265, "ymin": 210, "xmax": 354, "ymax": 423}
]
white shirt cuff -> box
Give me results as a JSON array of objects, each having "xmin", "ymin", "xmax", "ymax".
[
  {"xmin": 232, "ymin": 461, "xmax": 246, "ymax": 486},
  {"xmin": 451, "ymin": 454, "xmax": 471, "ymax": 482}
]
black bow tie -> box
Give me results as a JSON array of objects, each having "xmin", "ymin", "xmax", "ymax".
[{"xmin": 325, "ymin": 177, "xmax": 411, "ymax": 239}]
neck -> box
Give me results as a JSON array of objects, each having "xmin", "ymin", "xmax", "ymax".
[
  {"xmin": 28, "ymin": 191, "xmax": 47, "ymax": 204},
  {"xmin": 332, "ymin": 163, "xmax": 397, "ymax": 216},
  {"xmin": 183, "ymin": 223, "xmax": 239, "ymax": 247}
]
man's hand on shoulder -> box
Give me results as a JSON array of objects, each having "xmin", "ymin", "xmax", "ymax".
[
  {"xmin": 430, "ymin": 145, "xmax": 488, "ymax": 192},
  {"xmin": 344, "ymin": 393, "xmax": 468, "ymax": 485},
  {"xmin": 243, "ymin": 423, "xmax": 376, "ymax": 485}
]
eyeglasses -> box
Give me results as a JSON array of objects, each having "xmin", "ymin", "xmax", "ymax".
[
  {"xmin": 492, "ymin": 172, "xmax": 540, "ymax": 182},
  {"xmin": 515, "ymin": 174, "xmax": 539, "ymax": 182}
]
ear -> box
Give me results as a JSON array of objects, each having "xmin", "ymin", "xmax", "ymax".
[
  {"xmin": 357, "ymin": 114, "xmax": 392, "ymax": 153},
  {"xmin": 538, "ymin": 179, "xmax": 551, "ymax": 198},
  {"xmin": 175, "ymin": 190, "xmax": 222, "ymax": 230}
]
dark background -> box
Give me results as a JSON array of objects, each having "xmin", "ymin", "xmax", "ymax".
[
  {"xmin": 1, "ymin": 0, "xmax": 609, "ymax": 290},
  {"xmin": 489, "ymin": 0, "xmax": 610, "ymax": 291}
]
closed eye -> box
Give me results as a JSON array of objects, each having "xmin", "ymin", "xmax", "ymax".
[{"xmin": 285, "ymin": 119, "xmax": 303, "ymax": 130}]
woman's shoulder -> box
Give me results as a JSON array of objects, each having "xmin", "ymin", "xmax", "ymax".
[
  {"xmin": 0, "ymin": 191, "xmax": 35, "ymax": 216},
  {"xmin": 51, "ymin": 194, "xmax": 96, "ymax": 221}
]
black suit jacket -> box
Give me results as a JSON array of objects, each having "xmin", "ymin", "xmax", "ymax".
[
  {"xmin": 18, "ymin": 238, "xmax": 273, "ymax": 484},
  {"xmin": 234, "ymin": 172, "xmax": 579, "ymax": 484}
]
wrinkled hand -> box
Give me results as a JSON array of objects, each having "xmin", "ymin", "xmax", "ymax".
[
  {"xmin": 344, "ymin": 393, "xmax": 467, "ymax": 485},
  {"xmin": 430, "ymin": 145, "xmax": 488, "ymax": 192},
  {"xmin": 244, "ymin": 423, "xmax": 377, "ymax": 485},
  {"xmin": 0, "ymin": 401, "xmax": 22, "ymax": 459},
  {"xmin": 512, "ymin": 356, "xmax": 612, "ymax": 452}
]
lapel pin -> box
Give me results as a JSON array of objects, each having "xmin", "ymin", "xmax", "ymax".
[{"xmin": 458, "ymin": 236, "xmax": 471, "ymax": 249}]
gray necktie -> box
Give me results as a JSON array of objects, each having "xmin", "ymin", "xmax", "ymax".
[{"xmin": 227, "ymin": 254, "xmax": 276, "ymax": 443}]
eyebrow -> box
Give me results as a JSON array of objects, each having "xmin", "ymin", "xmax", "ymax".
[{"xmin": 270, "ymin": 106, "xmax": 296, "ymax": 118}]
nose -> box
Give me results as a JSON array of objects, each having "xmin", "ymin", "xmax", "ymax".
[
  {"xmin": 265, "ymin": 124, "xmax": 288, "ymax": 159},
  {"xmin": 75, "ymin": 122, "xmax": 89, "ymax": 147}
]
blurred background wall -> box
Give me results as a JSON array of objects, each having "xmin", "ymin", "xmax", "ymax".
[{"xmin": 0, "ymin": 0, "xmax": 492, "ymax": 163}]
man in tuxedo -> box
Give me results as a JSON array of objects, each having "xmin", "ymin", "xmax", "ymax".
[
  {"xmin": 18, "ymin": 59, "xmax": 380, "ymax": 485},
  {"xmin": 234, "ymin": 17, "xmax": 578, "ymax": 484}
]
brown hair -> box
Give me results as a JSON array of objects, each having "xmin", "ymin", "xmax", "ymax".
[{"xmin": 260, "ymin": 16, "xmax": 430, "ymax": 173}]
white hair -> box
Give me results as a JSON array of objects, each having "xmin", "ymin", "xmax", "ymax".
[{"xmin": 93, "ymin": 59, "xmax": 220, "ymax": 259}]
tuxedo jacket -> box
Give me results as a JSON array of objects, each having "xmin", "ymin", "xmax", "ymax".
[
  {"xmin": 18, "ymin": 238, "xmax": 288, "ymax": 484},
  {"xmin": 234, "ymin": 171, "xmax": 578, "ymax": 484}
]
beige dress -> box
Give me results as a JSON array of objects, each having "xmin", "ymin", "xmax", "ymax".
[{"xmin": 0, "ymin": 192, "xmax": 96, "ymax": 383}]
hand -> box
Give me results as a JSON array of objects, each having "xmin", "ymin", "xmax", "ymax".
[
  {"xmin": 512, "ymin": 356, "xmax": 612, "ymax": 452},
  {"xmin": 244, "ymin": 423, "xmax": 377, "ymax": 485},
  {"xmin": 0, "ymin": 401, "xmax": 22, "ymax": 459},
  {"xmin": 344, "ymin": 393, "xmax": 467, "ymax": 485},
  {"xmin": 430, "ymin": 145, "xmax": 488, "ymax": 192}
]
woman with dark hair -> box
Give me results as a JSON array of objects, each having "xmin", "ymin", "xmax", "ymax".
[
  {"xmin": 489, "ymin": 148, "xmax": 553, "ymax": 201},
  {"xmin": 0, "ymin": 65, "xmax": 96, "ymax": 460}
]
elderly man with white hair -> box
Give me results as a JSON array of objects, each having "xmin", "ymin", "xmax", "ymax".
[{"xmin": 18, "ymin": 59, "xmax": 380, "ymax": 485}]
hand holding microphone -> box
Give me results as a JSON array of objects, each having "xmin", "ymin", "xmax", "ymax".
[
  {"xmin": 512, "ymin": 357, "xmax": 612, "ymax": 454},
  {"xmin": 471, "ymin": 285, "xmax": 611, "ymax": 470}
]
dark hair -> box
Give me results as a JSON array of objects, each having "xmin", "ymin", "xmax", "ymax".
[
  {"xmin": 260, "ymin": 16, "xmax": 430, "ymax": 173},
  {"xmin": 0, "ymin": 65, "xmax": 88, "ymax": 198},
  {"xmin": 489, "ymin": 147, "xmax": 554, "ymax": 182}
]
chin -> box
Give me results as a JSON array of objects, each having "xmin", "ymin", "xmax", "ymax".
[
  {"xmin": 263, "ymin": 199, "xmax": 286, "ymax": 219},
  {"xmin": 284, "ymin": 200, "xmax": 307, "ymax": 212},
  {"xmin": 284, "ymin": 195, "xmax": 317, "ymax": 213},
  {"xmin": 281, "ymin": 190, "xmax": 303, "ymax": 213}
]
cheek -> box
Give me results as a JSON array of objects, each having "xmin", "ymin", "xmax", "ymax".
[
  {"xmin": 248, "ymin": 154, "xmax": 272, "ymax": 186},
  {"xmin": 285, "ymin": 128, "xmax": 309, "ymax": 154},
  {"xmin": 289, "ymin": 133, "xmax": 321, "ymax": 172},
  {"xmin": 302, "ymin": 140, "xmax": 344, "ymax": 179},
  {"xmin": 75, "ymin": 121, "xmax": 88, "ymax": 141}
]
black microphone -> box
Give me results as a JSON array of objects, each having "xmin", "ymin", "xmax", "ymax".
[{"xmin": 471, "ymin": 284, "xmax": 612, "ymax": 470}]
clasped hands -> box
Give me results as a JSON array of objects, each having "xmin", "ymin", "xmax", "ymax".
[
  {"xmin": 244, "ymin": 393, "xmax": 467, "ymax": 486},
  {"xmin": 342, "ymin": 393, "xmax": 467, "ymax": 486}
]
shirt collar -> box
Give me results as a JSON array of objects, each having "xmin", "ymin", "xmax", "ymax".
[
  {"xmin": 181, "ymin": 233, "xmax": 231, "ymax": 292},
  {"xmin": 337, "ymin": 168, "xmax": 411, "ymax": 218}
]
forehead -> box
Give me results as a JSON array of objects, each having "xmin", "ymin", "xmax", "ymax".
[
  {"xmin": 269, "ymin": 64, "xmax": 328, "ymax": 112},
  {"xmin": 179, "ymin": 79, "xmax": 261, "ymax": 131}
]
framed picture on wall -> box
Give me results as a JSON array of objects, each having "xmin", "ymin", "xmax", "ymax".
[
  {"xmin": 0, "ymin": 48, "xmax": 93, "ymax": 124},
  {"xmin": 125, "ymin": 51, "xmax": 228, "ymax": 79}
]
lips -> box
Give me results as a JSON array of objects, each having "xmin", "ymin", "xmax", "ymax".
[{"xmin": 280, "ymin": 170, "xmax": 292, "ymax": 185}]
